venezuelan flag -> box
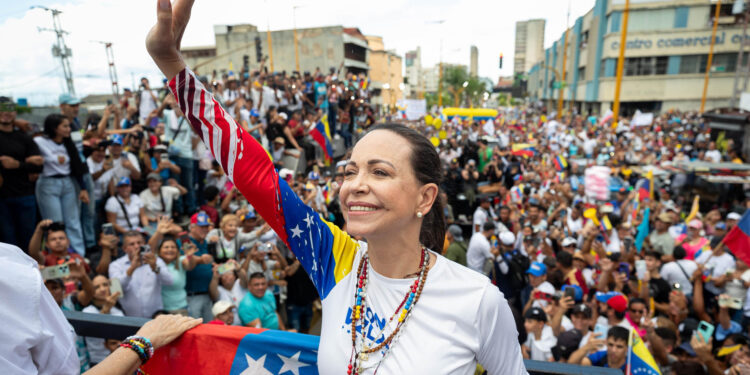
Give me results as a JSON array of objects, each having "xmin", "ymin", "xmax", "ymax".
[
  {"xmin": 723, "ymin": 210, "xmax": 750, "ymax": 267},
  {"xmin": 553, "ymin": 155, "xmax": 568, "ymax": 171},
  {"xmin": 511, "ymin": 143, "xmax": 537, "ymax": 158},
  {"xmin": 626, "ymin": 328, "xmax": 662, "ymax": 375},
  {"xmin": 310, "ymin": 121, "xmax": 334, "ymax": 165}
]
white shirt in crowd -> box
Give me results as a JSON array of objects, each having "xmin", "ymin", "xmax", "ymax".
[
  {"xmin": 105, "ymin": 195, "xmax": 144, "ymax": 230},
  {"xmin": 108, "ymin": 255, "xmax": 173, "ymax": 318},
  {"xmin": 216, "ymin": 279, "xmax": 249, "ymax": 326},
  {"xmin": 140, "ymin": 186, "xmax": 181, "ymax": 221},
  {"xmin": 705, "ymin": 149, "xmax": 722, "ymax": 163},
  {"xmin": 472, "ymin": 207, "xmax": 494, "ymax": 234},
  {"xmin": 108, "ymin": 152, "xmax": 141, "ymax": 181},
  {"xmin": 35, "ymin": 136, "xmax": 71, "ymax": 177},
  {"xmin": 86, "ymin": 157, "xmax": 115, "ymax": 201},
  {"xmin": 82, "ymin": 304, "xmax": 125, "ymax": 363},
  {"xmin": 695, "ymin": 250, "xmax": 737, "ymax": 295},
  {"xmin": 139, "ymin": 89, "xmax": 158, "ymax": 123},
  {"xmin": 0, "ymin": 243, "xmax": 79, "ymax": 374},
  {"xmin": 317, "ymin": 245, "xmax": 526, "ymax": 374},
  {"xmin": 660, "ymin": 259, "xmax": 698, "ymax": 295},
  {"xmin": 467, "ymin": 232, "xmax": 498, "ymax": 274},
  {"xmin": 524, "ymin": 324, "xmax": 557, "ymax": 361}
]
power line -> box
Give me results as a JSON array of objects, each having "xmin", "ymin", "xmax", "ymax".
[{"xmin": 0, "ymin": 66, "xmax": 61, "ymax": 91}]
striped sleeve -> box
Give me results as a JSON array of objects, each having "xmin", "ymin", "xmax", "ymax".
[{"xmin": 168, "ymin": 68, "xmax": 357, "ymax": 299}]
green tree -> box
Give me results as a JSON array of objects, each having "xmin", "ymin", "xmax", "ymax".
[{"xmin": 441, "ymin": 66, "xmax": 489, "ymax": 107}]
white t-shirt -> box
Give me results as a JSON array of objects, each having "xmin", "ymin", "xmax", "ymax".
[
  {"xmin": 82, "ymin": 304, "xmax": 124, "ymax": 363},
  {"xmin": 0, "ymin": 243, "xmax": 79, "ymax": 374},
  {"xmin": 466, "ymin": 232, "xmax": 495, "ymax": 273},
  {"xmin": 139, "ymin": 89, "xmax": 158, "ymax": 122},
  {"xmin": 705, "ymin": 149, "xmax": 722, "ymax": 163},
  {"xmin": 472, "ymin": 207, "xmax": 492, "ymax": 233},
  {"xmin": 695, "ymin": 251, "xmax": 736, "ymax": 295},
  {"xmin": 217, "ymin": 279, "xmax": 248, "ymax": 326},
  {"xmin": 317, "ymin": 246, "xmax": 527, "ymax": 374},
  {"xmin": 660, "ymin": 259, "xmax": 698, "ymax": 295},
  {"xmin": 105, "ymin": 194, "xmax": 144, "ymax": 230},
  {"xmin": 108, "ymin": 152, "xmax": 141, "ymax": 181},
  {"xmin": 524, "ymin": 324, "xmax": 557, "ymax": 361},
  {"xmin": 87, "ymin": 157, "xmax": 115, "ymax": 201},
  {"xmin": 139, "ymin": 186, "xmax": 181, "ymax": 220},
  {"xmin": 35, "ymin": 136, "xmax": 71, "ymax": 177}
]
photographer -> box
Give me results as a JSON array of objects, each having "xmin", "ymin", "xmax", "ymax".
[
  {"xmin": 108, "ymin": 231, "xmax": 173, "ymax": 317},
  {"xmin": 137, "ymin": 77, "xmax": 159, "ymax": 125}
]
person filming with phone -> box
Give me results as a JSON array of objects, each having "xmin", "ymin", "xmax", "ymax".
[
  {"xmin": 108, "ymin": 231, "xmax": 173, "ymax": 317},
  {"xmin": 29, "ymin": 219, "xmax": 91, "ymax": 274}
]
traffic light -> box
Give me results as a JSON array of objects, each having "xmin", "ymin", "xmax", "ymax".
[
  {"xmin": 499, "ymin": 53, "xmax": 503, "ymax": 69},
  {"xmin": 243, "ymin": 55, "xmax": 249, "ymax": 71},
  {"xmin": 255, "ymin": 36, "xmax": 262, "ymax": 63}
]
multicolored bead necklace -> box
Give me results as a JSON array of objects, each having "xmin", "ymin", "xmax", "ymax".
[{"xmin": 347, "ymin": 246, "xmax": 430, "ymax": 374}]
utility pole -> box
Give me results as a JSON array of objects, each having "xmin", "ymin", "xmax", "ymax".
[
  {"xmin": 93, "ymin": 41, "xmax": 120, "ymax": 102},
  {"xmin": 33, "ymin": 6, "xmax": 75, "ymax": 95},
  {"xmin": 701, "ymin": 0, "xmax": 722, "ymax": 113},
  {"xmin": 612, "ymin": 0, "xmax": 630, "ymax": 129}
]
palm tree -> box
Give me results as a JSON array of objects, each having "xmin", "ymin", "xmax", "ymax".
[{"xmin": 441, "ymin": 66, "xmax": 488, "ymax": 107}]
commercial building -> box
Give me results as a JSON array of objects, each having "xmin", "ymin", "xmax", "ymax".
[
  {"xmin": 366, "ymin": 35, "xmax": 404, "ymax": 109},
  {"xmin": 527, "ymin": 0, "xmax": 749, "ymax": 115},
  {"xmin": 514, "ymin": 19, "xmax": 546, "ymax": 76},
  {"xmin": 470, "ymin": 46, "xmax": 479, "ymax": 77},
  {"xmin": 181, "ymin": 24, "xmax": 369, "ymax": 78},
  {"xmin": 404, "ymin": 48, "xmax": 422, "ymax": 98}
]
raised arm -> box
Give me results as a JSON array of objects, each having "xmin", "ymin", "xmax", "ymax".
[{"xmin": 146, "ymin": 0, "xmax": 357, "ymax": 300}]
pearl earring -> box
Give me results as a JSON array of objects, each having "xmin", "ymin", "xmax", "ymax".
[{"xmin": 416, "ymin": 212, "xmax": 423, "ymax": 218}]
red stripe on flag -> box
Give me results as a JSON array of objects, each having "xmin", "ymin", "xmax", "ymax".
[
  {"xmin": 725, "ymin": 225, "xmax": 750, "ymax": 267},
  {"xmin": 143, "ymin": 324, "xmax": 266, "ymax": 374}
]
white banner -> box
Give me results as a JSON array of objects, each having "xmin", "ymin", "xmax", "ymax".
[
  {"xmin": 631, "ymin": 110, "xmax": 654, "ymax": 127},
  {"xmin": 585, "ymin": 166, "xmax": 611, "ymax": 201},
  {"xmin": 397, "ymin": 99, "xmax": 427, "ymax": 121}
]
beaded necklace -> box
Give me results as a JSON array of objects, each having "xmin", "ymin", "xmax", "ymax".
[{"xmin": 347, "ymin": 246, "xmax": 430, "ymax": 374}]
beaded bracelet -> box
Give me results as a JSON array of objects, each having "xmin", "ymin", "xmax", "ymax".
[{"xmin": 120, "ymin": 335, "xmax": 154, "ymax": 364}]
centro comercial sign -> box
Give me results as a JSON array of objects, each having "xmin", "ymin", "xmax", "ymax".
[{"xmin": 610, "ymin": 31, "xmax": 748, "ymax": 50}]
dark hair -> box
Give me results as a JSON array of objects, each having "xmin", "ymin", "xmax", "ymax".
[
  {"xmin": 607, "ymin": 326, "xmax": 629, "ymax": 342},
  {"xmin": 629, "ymin": 297, "xmax": 647, "ymax": 309},
  {"xmin": 557, "ymin": 251, "xmax": 573, "ymax": 268},
  {"xmin": 655, "ymin": 327, "xmax": 677, "ymax": 348},
  {"xmin": 613, "ymin": 310, "xmax": 625, "ymax": 320},
  {"xmin": 673, "ymin": 245, "xmax": 687, "ymax": 260},
  {"xmin": 367, "ymin": 123, "xmax": 445, "ymax": 252},
  {"xmin": 203, "ymin": 186, "xmax": 220, "ymax": 202},
  {"xmin": 43, "ymin": 114, "xmax": 68, "ymax": 139},
  {"xmin": 643, "ymin": 251, "xmax": 661, "ymax": 260},
  {"xmin": 671, "ymin": 362, "xmax": 707, "ymax": 375},
  {"xmin": 249, "ymin": 272, "xmax": 266, "ymax": 281}
]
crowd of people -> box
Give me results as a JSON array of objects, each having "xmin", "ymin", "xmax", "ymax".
[{"xmin": 3, "ymin": 57, "xmax": 750, "ymax": 374}]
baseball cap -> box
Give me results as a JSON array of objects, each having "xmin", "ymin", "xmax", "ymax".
[
  {"xmin": 59, "ymin": 93, "xmax": 82, "ymax": 106},
  {"xmin": 278, "ymin": 168, "xmax": 294, "ymax": 180},
  {"xmin": 110, "ymin": 134, "xmax": 124, "ymax": 146},
  {"xmin": 151, "ymin": 144, "xmax": 168, "ymax": 153},
  {"xmin": 688, "ymin": 219, "xmax": 703, "ymax": 229},
  {"xmin": 243, "ymin": 211, "xmax": 256, "ymax": 221},
  {"xmin": 562, "ymin": 285, "xmax": 583, "ymax": 302},
  {"xmin": 211, "ymin": 300, "xmax": 234, "ymax": 317},
  {"xmin": 657, "ymin": 212, "xmax": 673, "ymax": 223},
  {"xmin": 673, "ymin": 342, "xmax": 697, "ymax": 357},
  {"xmin": 715, "ymin": 221, "xmax": 727, "ymax": 230},
  {"xmin": 526, "ymin": 262, "xmax": 547, "ymax": 277},
  {"xmin": 274, "ymin": 137, "xmax": 285, "ymax": 144},
  {"xmin": 524, "ymin": 307, "xmax": 547, "ymax": 322},
  {"xmin": 499, "ymin": 231, "xmax": 515, "ymax": 246},
  {"xmin": 278, "ymin": 112, "xmax": 288, "ymax": 120},
  {"xmin": 447, "ymin": 225, "xmax": 463, "ymax": 242},
  {"xmin": 190, "ymin": 212, "xmax": 212, "ymax": 226},
  {"xmin": 250, "ymin": 109, "xmax": 260, "ymax": 117},
  {"xmin": 571, "ymin": 304, "xmax": 592, "ymax": 318},
  {"xmin": 116, "ymin": 177, "xmax": 131, "ymax": 187},
  {"xmin": 552, "ymin": 329, "xmax": 583, "ymax": 361},
  {"xmin": 728, "ymin": 212, "xmax": 742, "ymax": 221},
  {"xmin": 595, "ymin": 291, "xmax": 621, "ymax": 303},
  {"xmin": 606, "ymin": 294, "xmax": 628, "ymax": 313},
  {"xmin": 307, "ymin": 171, "xmax": 320, "ymax": 180},
  {"xmin": 146, "ymin": 172, "xmax": 162, "ymax": 181},
  {"xmin": 600, "ymin": 203, "xmax": 614, "ymax": 214},
  {"xmin": 561, "ymin": 237, "xmax": 577, "ymax": 247}
]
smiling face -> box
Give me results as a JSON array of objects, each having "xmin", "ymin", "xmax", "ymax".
[
  {"xmin": 92, "ymin": 275, "xmax": 111, "ymax": 301},
  {"xmin": 159, "ymin": 240, "xmax": 179, "ymax": 263},
  {"xmin": 339, "ymin": 129, "xmax": 435, "ymax": 240}
]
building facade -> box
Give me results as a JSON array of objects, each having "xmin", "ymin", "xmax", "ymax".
[
  {"xmin": 514, "ymin": 19, "xmax": 546, "ymax": 76},
  {"xmin": 181, "ymin": 24, "xmax": 369, "ymax": 78},
  {"xmin": 404, "ymin": 48, "xmax": 422, "ymax": 98},
  {"xmin": 527, "ymin": 0, "xmax": 748, "ymax": 116},
  {"xmin": 366, "ymin": 35, "xmax": 404, "ymax": 109}
]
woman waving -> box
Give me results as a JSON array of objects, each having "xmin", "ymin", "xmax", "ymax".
[{"xmin": 145, "ymin": 1, "xmax": 526, "ymax": 373}]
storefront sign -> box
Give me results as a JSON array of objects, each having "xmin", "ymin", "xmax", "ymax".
[{"xmin": 610, "ymin": 31, "xmax": 748, "ymax": 50}]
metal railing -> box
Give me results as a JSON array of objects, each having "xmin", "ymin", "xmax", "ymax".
[{"xmin": 64, "ymin": 311, "xmax": 622, "ymax": 375}]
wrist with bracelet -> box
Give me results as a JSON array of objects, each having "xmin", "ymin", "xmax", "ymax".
[{"xmin": 120, "ymin": 335, "xmax": 154, "ymax": 369}]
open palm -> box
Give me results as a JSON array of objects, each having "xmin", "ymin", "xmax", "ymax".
[{"xmin": 146, "ymin": 0, "xmax": 194, "ymax": 79}]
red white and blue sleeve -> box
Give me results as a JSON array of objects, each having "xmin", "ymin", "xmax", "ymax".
[{"xmin": 168, "ymin": 67, "xmax": 358, "ymax": 299}]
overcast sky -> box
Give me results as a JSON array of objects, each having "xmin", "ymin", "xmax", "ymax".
[{"xmin": 0, "ymin": 0, "xmax": 595, "ymax": 105}]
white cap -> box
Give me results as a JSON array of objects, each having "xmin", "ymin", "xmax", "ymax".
[
  {"xmin": 561, "ymin": 237, "xmax": 577, "ymax": 247},
  {"xmin": 278, "ymin": 168, "xmax": 294, "ymax": 180},
  {"xmin": 278, "ymin": 112, "xmax": 288, "ymax": 120},
  {"xmin": 211, "ymin": 300, "xmax": 235, "ymax": 317},
  {"xmin": 728, "ymin": 212, "xmax": 742, "ymax": 221},
  {"xmin": 499, "ymin": 231, "xmax": 516, "ymax": 246}
]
